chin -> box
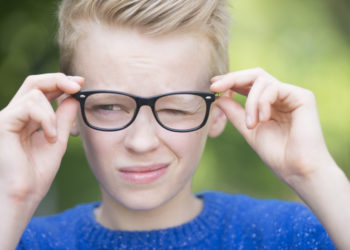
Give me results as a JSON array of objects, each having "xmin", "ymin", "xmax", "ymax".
[{"xmin": 109, "ymin": 187, "xmax": 174, "ymax": 211}]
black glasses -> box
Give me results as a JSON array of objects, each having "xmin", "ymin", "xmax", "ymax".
[{"xmin": 72, "ymin": 90, "xmax": 216, "ymax": 132}]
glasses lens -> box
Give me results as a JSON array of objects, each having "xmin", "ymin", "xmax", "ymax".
[
  {"xmin": 84, "ymin": 93, "xmax": 136, "ymax": 130},
  {"xmin": 155, "ymin": 94, "xmax": 207, "ymax": 130}
]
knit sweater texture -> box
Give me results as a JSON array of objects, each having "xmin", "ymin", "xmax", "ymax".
[{"xmin": 17, "ymin": 191, "xmax": 335, "ymax": 249}]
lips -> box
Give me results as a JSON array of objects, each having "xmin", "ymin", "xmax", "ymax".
[{"xmin": 118, "ymin": 164, "xmax": 169, "ymax": 184}]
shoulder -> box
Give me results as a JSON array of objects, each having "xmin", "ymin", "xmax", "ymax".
[
  {"xmin": 200, "ymin": 190, "xmax": 316, "ymax": 219},
  {"xmin": 17, "ymin": 202, "xmax": 99, "ymax": 249},
  {"xmin": 199, "ymin": 191, "xmax": 335, "ymax": 249}
]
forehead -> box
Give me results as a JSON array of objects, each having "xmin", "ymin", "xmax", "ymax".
[{"xmin": 72, "ymin": 23, "xmax": 211, "ymax": 95}]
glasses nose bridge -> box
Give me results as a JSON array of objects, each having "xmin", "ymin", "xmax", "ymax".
[
  {"xmin": 134, "ymin": 96, "xmax": 158, "ymax": 120},
  {"xmin": 75, "ymin": 90, "xmax": 215, "ymax": 132},
  {"xmin": 136, "ymin": 96, "xmax": 157, "ymax": 113}
]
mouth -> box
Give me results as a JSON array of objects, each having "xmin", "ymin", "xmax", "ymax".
[{"xmin": 118, "ymin": 164, "xmax": 169, "ymax": 184}]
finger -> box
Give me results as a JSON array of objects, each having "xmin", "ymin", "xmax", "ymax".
[
  {"xmin": 258, "ymin": 83, "xmax": 309, "ymax": 121},
  {"xmin": 221, "ymin": 89, "xmax": 234, "ymax": 98},
  {"xmin": 45, "ymin": 76, "xmax": 85, "ymax": 101},
  {"xmin": 215, "ymin": 96, "xmax": 252, "ymax": 142},
  {"xmin": 210, "ymin": 75, "xmax": 225, "ymax": 83},
  {"xmin": 7, "ymin": 90, "xmax": 57, "ymax": 143},
  {"xmin": 67, "ymin": 76, "xmax": 85, "ymax": 84},
  {"xmin": 244, "ymin": 76, "xmax": 270, "ymax": 129},
  {"xmin": 210, "ymin": 68, "xmax": 268, "ymax": 95},
  {"xmin": 55, "ymin": 93, "xmax": 70, "ymax": 105},
  {"xmin": 257, "ymin": 84, "xmax": 279, "ymax": 122},
  {"xmin": 55, "ymin": 97, "xmax": 79, "ymax": 149},
  {"xmin": 13, "ymin": 73, "xmax": 84, "ymax": 103}
]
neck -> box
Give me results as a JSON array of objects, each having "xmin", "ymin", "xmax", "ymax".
[{"xmin": 95, "ymin": 183, "xmax": 203, "ymax": 231}]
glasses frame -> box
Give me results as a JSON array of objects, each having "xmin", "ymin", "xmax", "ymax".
[{"xmin": 72, "ymin": 90, "xmax": 216, "ymax": 132}]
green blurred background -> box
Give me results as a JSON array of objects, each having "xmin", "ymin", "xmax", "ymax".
[{"xmin": 0, "ymin": 0, "xmax": 349, "ymax": 216}]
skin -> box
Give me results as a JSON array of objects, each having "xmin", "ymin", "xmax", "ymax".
[
  {"xmin": 71, "ymin": 25, "xmax": 226, "ymax": 230},
  {"xmin": 0, "ymin": 23, "xmax": 349, "ymax": 249},
  {"xmin": 0, "ymin": 73, "xmax": 83, "ymax": 249},
  {"xmin": 211, "ymin": 70, "xmax": 350, "ymax": 249}
]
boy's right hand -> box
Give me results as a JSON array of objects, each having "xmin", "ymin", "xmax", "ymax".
[{"xmin": 0, "ymin": 73, "xmax": 83, "ymax": 248}]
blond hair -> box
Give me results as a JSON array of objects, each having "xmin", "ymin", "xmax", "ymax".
[{"xmin": 58, "ymin": 0, "xmax": 231, "ymax": 76}]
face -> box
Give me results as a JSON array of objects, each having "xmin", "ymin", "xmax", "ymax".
[{"xmin": 72, "ymin": 23, "xmax": 225, "ymax": 211}]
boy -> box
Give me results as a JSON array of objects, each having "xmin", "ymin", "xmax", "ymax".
[{"xmin": 0, "ymin": 0, "xmax": 349, "ymax": 249}]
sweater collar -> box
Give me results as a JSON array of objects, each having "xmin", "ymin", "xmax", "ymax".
[{"xmin": 76, "ymin": 192, "xmax": 226, "ymax": 248}]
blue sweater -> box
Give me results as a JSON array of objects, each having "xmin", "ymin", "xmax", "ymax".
[{"xmin": 17, "ymin": 191, "xmax": 335, "ymax": 249}]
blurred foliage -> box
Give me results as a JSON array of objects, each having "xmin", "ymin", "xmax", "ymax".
[{"xmin": 0, "ymin": 0, "xmax": 349, "ymax": 215}]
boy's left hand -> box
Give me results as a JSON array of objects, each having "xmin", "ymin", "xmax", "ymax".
[
  {"xmin": 210, "ymin": 67, "xmax": 335, "ymax": 185},
  {"xmin": 211, "ymin": 67, "xmax": 350, "ymax": 249}
]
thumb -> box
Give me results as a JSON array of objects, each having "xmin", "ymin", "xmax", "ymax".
[
  {"xmin": 215, "ymin": 96, "xmax": 252, "ymax": 141},
  {"xmin": 55, "ymin": 97, "xmax": 79, "ymax": 149}
]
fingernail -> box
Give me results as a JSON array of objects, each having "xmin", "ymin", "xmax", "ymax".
[
  {"xmin": 71, "ymin": 76, "xmax": 84, "ymax": 82},
  {"xmin": 246, "ymin": 115, "xmax": 252, "ymax": 127},
  {"xmin": 69, "ymin": 81, "xmax": 81, "ymax": 89},
  {"xmin": 211, "ymin": 80, "xmax": 222, "ymax": 89},
  {"xmin": 47, "ymin": 127, "xmax": 57, "ymax": 143}
]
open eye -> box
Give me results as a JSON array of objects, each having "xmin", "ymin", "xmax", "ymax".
[{"xmin": 97, "ymin": 104, "xmax": 122, "ymax": 111}]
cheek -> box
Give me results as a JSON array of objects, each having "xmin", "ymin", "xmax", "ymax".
[
  {"xmin": 161, "ymin": 129, "xmax": 209, "ymax": 173},
  {"xmin": 79, "ymin": 127, "xmax": 124, "ymax": 173}
]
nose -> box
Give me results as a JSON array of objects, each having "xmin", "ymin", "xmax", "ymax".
[{"xmin": 123, "ymin": 106, "xmax": 160, "ymax": 153}]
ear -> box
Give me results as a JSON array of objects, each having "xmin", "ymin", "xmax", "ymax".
[
  {"xmin": 208, "ymin": 104, "xmax": 226, "ymax": 138},
  {"xmin": 56, "ymin": 94, "xmax": 80, "ymax": 136}
]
